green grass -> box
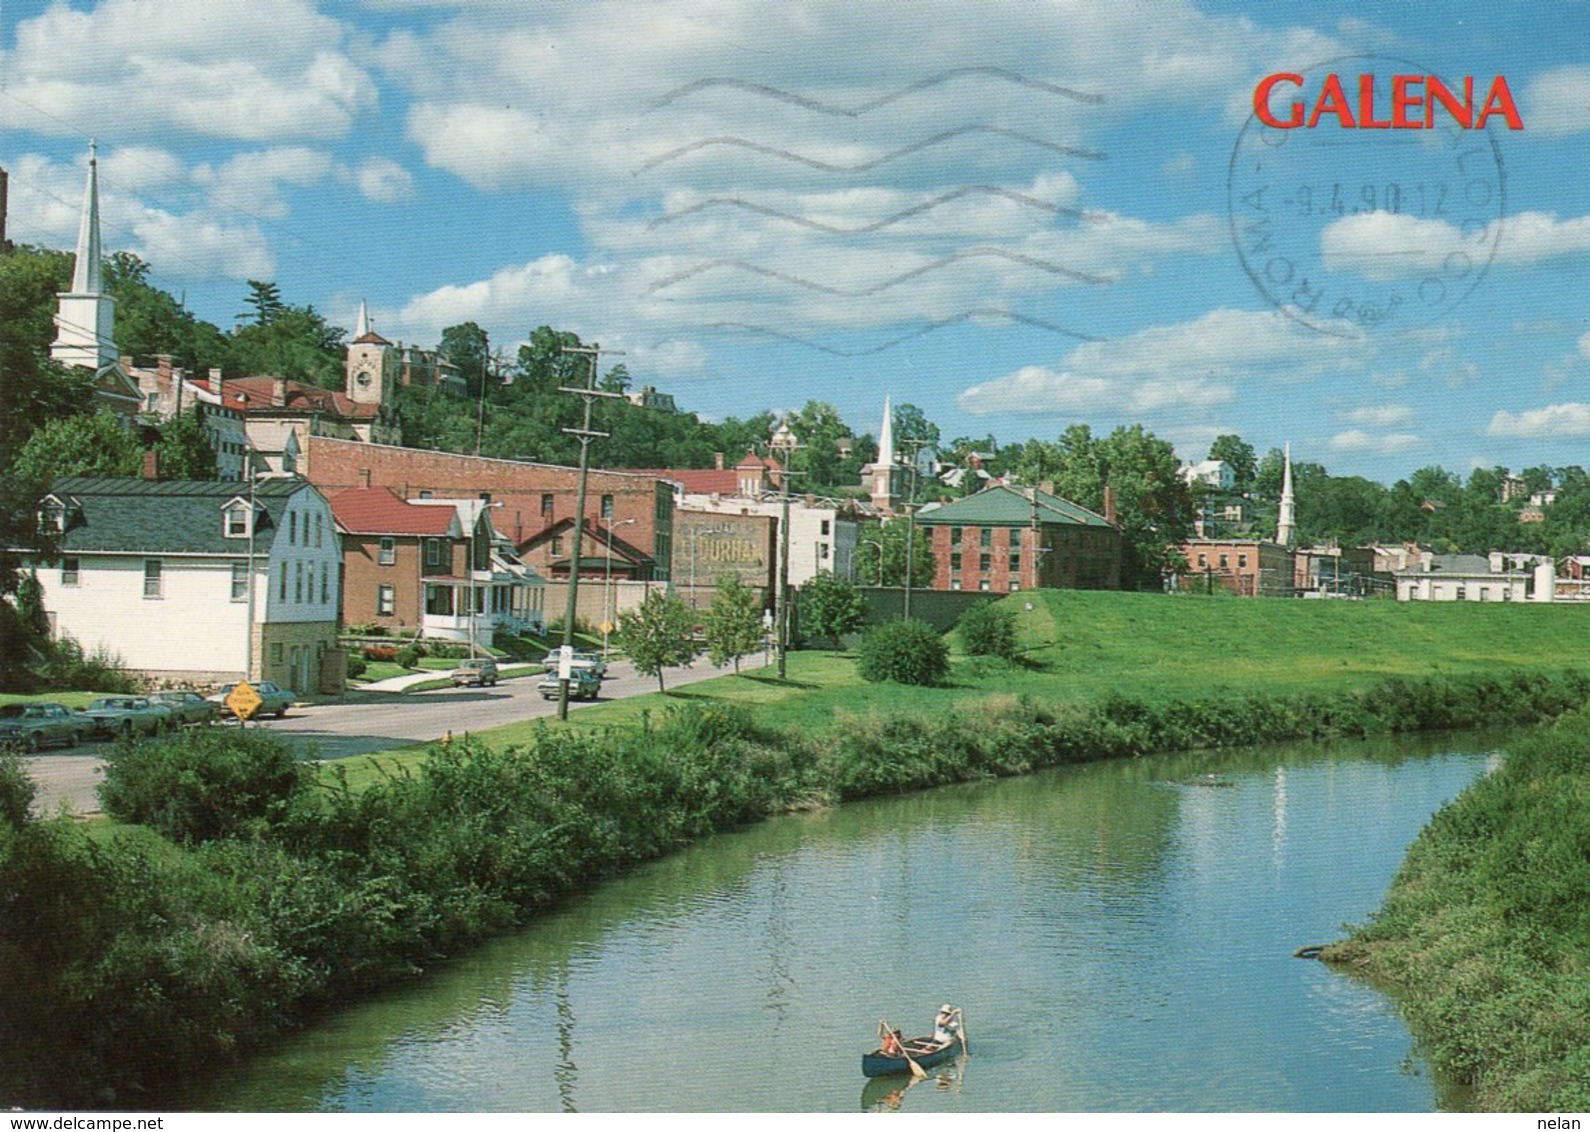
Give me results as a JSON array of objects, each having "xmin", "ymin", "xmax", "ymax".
[{"xmin": 325, "ymin": 592, "xmax": 1590, "ymax": 788}]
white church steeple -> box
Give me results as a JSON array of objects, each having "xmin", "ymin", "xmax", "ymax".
[
  {"xmin": 52, "ymin": 141, "xmax": 119, "ymax": 372},
  {"xmin": 1276, "ymin": 442, "xmax": 1296, "ymax": 548}
]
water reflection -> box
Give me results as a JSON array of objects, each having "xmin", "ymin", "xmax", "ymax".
[{"xmin": 180, "ymin": 729, "xmax": 1508, "ymax": 1113}]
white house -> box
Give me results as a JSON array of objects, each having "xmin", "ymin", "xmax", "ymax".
[
  {"xmin": 1179, "ymin": 459, "xmax": 1236, "ymax": 491},
  {"xmin": 35, "ymin": 475, "xmax": 343, "ymax": 691},
  {"xmin": 1394, "ymin": 553, "xmax": 1549, "ymax": 603}
]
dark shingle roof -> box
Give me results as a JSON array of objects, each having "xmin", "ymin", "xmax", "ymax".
[
  {"xmin": 46, "ymin": 476, "xmax": 315, "ymax": 555},
  {"xmin": 914, "ymin": 484, "xmax": 1114, "ymax": 528}
]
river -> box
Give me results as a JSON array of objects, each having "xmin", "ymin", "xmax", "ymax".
[{"xmin": 182, "ymin": 730, "xmax": 1500, "ymax": 1112}]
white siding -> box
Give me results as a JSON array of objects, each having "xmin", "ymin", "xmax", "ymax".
[{"xmin": 261, "ymin": 488, "xmax": 343, "ymax": 623}]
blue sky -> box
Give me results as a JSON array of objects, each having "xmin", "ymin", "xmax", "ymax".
[{"xmin": 5, "ymin": 1, "xmax": 1590, "ymax": 483}]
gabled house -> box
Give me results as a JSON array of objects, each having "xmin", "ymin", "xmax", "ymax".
[
  {"xmin": 331, "ymin": 487, "xmax": 544, "ymax": 646},
  {"xmin": 34, "ymin": 476, "xmax": 342, "ymax": 691}
]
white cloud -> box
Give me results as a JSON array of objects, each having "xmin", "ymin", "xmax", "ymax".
[
  {"xmin": 1486, "ymin": 403, "xmax": 1590, "ymax": 439},
  {"xmin": 957, "ymin": 307, "xmax": 1372, "ymax": 417},
  {"xmin": 1321, "ymin": 211, "xmax": 1590, "ymax": 281},
  {"xmin": 1328, "ymin": 429, "xmax": 1423, "ymax": 454},
  {"xmin": 1338, "ymin": 404, "xmax": 1415, "ymax": 428},
  {"xmin": 1521, "ymin": 65, "xmax": 1590, "ymax": 137},
  {"xmin": 0, "ymin": 0, "xmax": 376, "ymax": 141},
  {"xmin": 192, "ymin": 147, "xmax": 335, "ymax": 218},
  {"xmin": 348, "ymin": 158, "xmax": 416, "ymax": 204}
]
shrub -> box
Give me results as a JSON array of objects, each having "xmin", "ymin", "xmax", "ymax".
[
  {"xmin": 394, "ymin": 645, "xmax": 422, "ymax": 669},
  {"xmin": 345, "ymin": 654, "xmax": 368, "ymax": 679},
  {"xmin": 856, "ymin": 618, "xmax": 949, "ymax": 686},
  {"xmin": 34, "ymin": 635, "xmax": 139, "ymax": 693},
  {"xmin": 956, "ymin": 600, "xmax": 1018, "ymax": 659},
  {"xmin": 362, "ymin": 644, "xmax": 397, "ymax": 661},
  {"xmin": 98, "ymin": 728, "xmax": 307, "ymax": 843},
  {"xmin": 0, "ymin": 751, "xmax": 35, "ymax": 829}
]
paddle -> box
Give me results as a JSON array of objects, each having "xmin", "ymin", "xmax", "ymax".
[
  {"xmin": 880, "ymin": 1018, "xmax": 926, "ymax": 1080},
  {"xmin": 953, "ymin": 1008, "xmax": 969, "ymax": 1055}
]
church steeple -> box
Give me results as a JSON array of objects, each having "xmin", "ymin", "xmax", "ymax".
[
  {"xmin": 1276, "ymin": 443, "xmax": 1296, "ymax": 548},
  {"xmin": 52, "ymin": 141, "xmax": 119, "ymax": 372}
]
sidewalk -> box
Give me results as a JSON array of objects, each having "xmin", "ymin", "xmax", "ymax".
[{"xmin": 349, "ymin": 664, "xmax": 541, "ymax": 694}]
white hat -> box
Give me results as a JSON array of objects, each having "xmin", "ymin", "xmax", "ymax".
[{"xmin": 938, "ymin": 1004, "xmax": 954, "ymax": 1013}]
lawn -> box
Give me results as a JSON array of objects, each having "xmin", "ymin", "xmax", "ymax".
[{"xmin": 325, "ymin": 591, "xmax": 1590, "ymax": 788}]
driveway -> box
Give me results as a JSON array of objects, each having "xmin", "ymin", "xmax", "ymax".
[{"xmin": 24, "ymin": 658, "xmax": 741, "ymax": 818}]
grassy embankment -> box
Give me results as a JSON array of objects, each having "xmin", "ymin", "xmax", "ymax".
[
  {"xmin": 332, "ymin": 590, "xmax": 1590, "ymax": 785},
  {"xmin": 1324, "ymin": 710, "xmax": 1590, "ymax": 1111}
]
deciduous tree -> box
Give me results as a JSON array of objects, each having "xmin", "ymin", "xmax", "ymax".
[
  {"xmin": 703, "ymin": 574, "xmax": 763, "ymax": 673},
  {"xmin": 799, "ymin": 571, "xmax": 864, "ymax": 649},
  {"xmin": 615, "ymin": 588, "xmax": 699, "ymax": 692}
]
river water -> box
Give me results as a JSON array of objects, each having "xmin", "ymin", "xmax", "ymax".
[{"xmin": 185, "ymin": 731, "xmax": 1500, "ymax": 1113}]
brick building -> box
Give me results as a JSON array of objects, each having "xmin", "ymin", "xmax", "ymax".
[
  {"xmin": 302, "ymin": 436, "xmax": 675, "ymax": 584},
  {"xmin": 1177, "ymin": 538, "xmax": 1295, "ymax": 596},
  {"xmin": 915, "ymin": 485, "xmax": 1121, "ymax": 593}
]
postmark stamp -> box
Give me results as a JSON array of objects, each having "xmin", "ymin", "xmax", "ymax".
[{"xmin": 1228, "ymin": 55, "xmax": 1509, "ymax": 337}]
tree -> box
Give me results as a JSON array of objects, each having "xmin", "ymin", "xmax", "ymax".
[
  {"xmin": 439, "ymin": 322, "xmax": 491, "ymax": 398},
  {"xmin": 851, "ymin": 519, "xmax": 935, "ymax": 588},
  {"xmin": 105, "ymin": 252, "xmax": 228, "ymax": 371},
  {"xmin": 856, "ymin": 618, "xmax": 949, "ymax": 686},
  {"xmin": 1208, "ymin": 434, "xmax": 1257, "ymax": 492},
  {"xmin": 703, "ymin": 574, "xmax": 763, "ymax": 673},
  {"xmin": 149, "ymin": 408, "xmax": 218, "ymax": 481},
  {"xmin": 236, "ymin": 280, "xmax": 285, "ymax": 326},
  {"xmin": 893, "ymin": 402, "xmax": 940, "ymax": 452},
  {"xmin": 11, "ymin": 411, "xmax": 140, "ymax": 483},
  {"xmin": 227, "ymin": 300, "xmax": 345, "ymax": 386},
  {"xmin": 799, "ymin": 571, "xmax": 865, "ymax": 648},
  {"xmin": 615, "ymin": 588, "xmax": 699, "ymax": 692}
]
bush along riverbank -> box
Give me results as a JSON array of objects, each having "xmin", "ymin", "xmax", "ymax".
[
  {"xmin": 1324, "ymin": 709, "xmax": 1590, "ymax": 1111},
  {"xmin": 3, "ymin": 666, "xmax": 1589, "ymax": 1108}
]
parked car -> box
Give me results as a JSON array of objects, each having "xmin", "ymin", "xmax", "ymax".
[
  {"xmin": 77, "ymin": 696, "xmax": 174, "ymax": 738},
  {"xmin": 147, "ymin": 690, "xmax": 222, "ymax": 725},
  {"xmin": 540, "ymin": 650, "xmax": 607, "ymax": 679},
  {"xmin": 538, "ymin": 669, "xmax": 601, "ymax": 701},
  {"xmin": 0, "ymin": 702, "xmax": 85, "ymax": 751},
  {"xmin": 207, "ymin": 681, "xmax": 296, "ymax": 719},
  {"xmin": 451, "ymin": 657, "xmax": 500, "ymax": 687}
]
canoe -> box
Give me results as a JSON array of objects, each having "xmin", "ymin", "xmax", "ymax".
[{"xmin": 861, "ymin": 1036, "xmax": 958, "ymax": 1078}]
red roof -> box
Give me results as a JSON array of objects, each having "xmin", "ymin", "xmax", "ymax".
[
  {"xmin": 621, "ymin": 451, "xmax": 782, "ymax": 496},
  {"xmin": 330, "ymin": 487, "xmax": 457, "ymax": 536},
  {"xmin": 226, "ymin": 376, "xmax": 380, "ymax": 420}
]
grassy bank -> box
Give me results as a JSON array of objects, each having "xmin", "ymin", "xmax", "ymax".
[{"xmin": 1324, "ymin": 711, "xmax": 1590, "ymax": 1110}]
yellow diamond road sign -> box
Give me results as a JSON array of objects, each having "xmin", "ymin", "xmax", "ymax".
[{"xmin": 226, "ymin": 681, "xmax": 263, "ymax": 721}]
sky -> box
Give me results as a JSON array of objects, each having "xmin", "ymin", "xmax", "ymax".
[{"xmin": 4, "ymin": 1, "xmax": 1590, "ymax": 485}]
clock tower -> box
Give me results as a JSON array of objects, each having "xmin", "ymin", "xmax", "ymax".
[{"xmin": 345, "ymin": 300, "xmax": 395, "ymax": 406}]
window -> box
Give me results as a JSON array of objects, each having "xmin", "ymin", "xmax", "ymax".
[
  {"xmin": 288, "ymin": 511, "xmax": 296, "ymax": 545},
  {"xmin": 1010, "ymin": 580, "xmax": 1021, "ymax": 591},
  {"xmin": 1455, "ymin": 585, "xmax": 1467, "ymax": 601},
  {"xmin": 820, "ymin": 519, "xmax": 831, "ymax": 536},
  {"xmin": 295, "ymin": 560, "xmax": 304, "ymax": 602},
  {"xmin": 1238, "ymin": 553, "xmax": 1248, "ymax": 569},
  {"xmin": 541, "ymin": 493, "xmax": 554, "ymax": 517},
  {"xmin": 1502, "ymin": 588, "xmax": 1513, "ymax": 601},
  {"xmin": 980, "ymin": 528, "xmax": 992, "ymax": 548},
  {"xmin": 314, "ymin": 512, "xmax": 323, "ymax": 548},
  {"xmin": 271, "ymin": 642, "xmax": 284, "ymax": 664},
  {"xmin": 225, "ymin": 504, "xmax": 250, "ymax": 538},
  {"xmin": 1009, "ymin": 549, "xmax": 1020, "ymax": 572},
  {"xmin": 320, "ymin": 563, "xmax": 329, "ymax": 604},
  {"xmin": 377, "ymin": 584, "xmax": 395, "ymax": 616},
  {"xmin": 62, "ymin": 558, "xmax": 79, "ymax": 587},
  {"xmin": 279, "ymin": 562, "xmax": 287, "ymax": 601},
  {"xmin": 978, "ymin": 579, "xmax": 991, "ymax": 591},
  {"xmin": 950, "ymin": 578, "xmax": 962, "ymax": 591},
  {"xmin": 143, "ymin": 559, "xmax": 162, "ymax": 599},
  {"xmin": 1218, "ymin": 554, "xmax": 1228, "ymax": 569},
  {"xmin": 378, "ymin": 537, "xmax": 395, "ymax": 565},
  {"xmin": 1197, "ymin": 553, "xmax": 1207, "ymax": 567},
  {"xmin": 819, "ymin": 542, "xmax": 829, "ymax": 559},
  {"xmin": 425, "ymin": 585, "xmax": 455, "ymax": 616},
  {"xmin": 950, "ymin": 527, "xmax": 962, "ymax": 546},
  {"xmin": 600, "ymin": 494, "xmax": 614, "ymax": 519},
  {"xmin": 950, "ymin": 552, "xmax": 962, "ymax": 571},
  {"xmin": 551, "ymin": 536, "xmax": 564, "ymax": 557},
  {"xmin": 418, "ymin": 490, "xmax": 433, "ymax": 500},
  {"xmin": 231, "ymin": 562, "xmax": 247, "ymax": 601},
  {"xmin": 979, "ymin": 553, "xmax": 991, "ymax": 572},
  {"xmin": 424, "ymin": 538, "xmax": 444, "ymax": 567}
]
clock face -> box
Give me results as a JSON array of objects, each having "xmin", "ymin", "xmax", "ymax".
[{"xmin": 355, "ymin": 369, "xmax": 373, "ymax": 387}]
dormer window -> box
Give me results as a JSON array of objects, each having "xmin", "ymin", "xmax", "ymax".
[
  {"xmin": 39, "ymin": 500, "xmax": 65, "ymax": 532},
  {"xmin": 222, "ymin": 500, "xmax": 252, "ymax": 538}
]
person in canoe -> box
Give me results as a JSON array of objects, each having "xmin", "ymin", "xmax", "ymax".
[
  {"xmin": 933, "ymin": 1004, "xmax": 963, "ymax": 1047},
  {"xmin": 880, "ymin": 1027, "xmax": 905, "ymax": 1058}
]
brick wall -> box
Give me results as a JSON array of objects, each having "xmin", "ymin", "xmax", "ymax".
[{"xmin": 305, "ymin": 437, "xmax": 675, "ymax": 579}]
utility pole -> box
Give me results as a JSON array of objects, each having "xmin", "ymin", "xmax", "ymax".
[
  {"xmin": 774, "ymin": 466, "xmax": 805, "ymax": 680},
  {"xmin": 555, "ymin": 344, "xmax": 623, "ymax": 719},
  {"xmin": 475, "ymin": 344, "xmax": 504, "ymax": 457}
]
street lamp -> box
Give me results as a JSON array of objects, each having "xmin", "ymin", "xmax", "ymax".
[{"xmin": 603, "ymin": 516, "xmax": 637, "ymax": 658}]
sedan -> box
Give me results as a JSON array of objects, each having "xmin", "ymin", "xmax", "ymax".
[
  {"xmin": 77, "ymin": 696, "xmax": 174, "ymax": 738},
  {"xmin": 207, "ymin": 681, "xmax": 296, "ymax": 719},
  {"xmin": 147, "ymin": 690, "xmax": 221, "ymax": 725},
  {"xmin": 538, "ymin": 669, "xmax": 601, "ymax": 701},
  {"xmin": 0, "ymin": 702, "xmax": 85, "ymax": 751}
]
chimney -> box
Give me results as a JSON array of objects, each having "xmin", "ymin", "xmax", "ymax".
[
  {"xmin": 1038, "ymin": 480, "xmax": 1055, "ymax": 496},
  {"xmin": 156, "ymin": 354, "xmax": 172, "ymax": 379},
  {"xmin": 360, "ymin": 468, "xmax": 372, "ymax": 489},
  {"xmin": 1103, "ymin": 483, "xmax": 1117, "ymax": 525},
  {"xmin": 272, "ymin": 376, "xmax": 287, "ymax": 405},
  {"xmin": 141, "ymin": 450, "xmax": 159, "ymax": 480},
  {"xmin": 713, "ymin": 452, "xmax": 724, "ymax": 470},
  {"xmin": 805, "ymin": 493, "xmax": 815, "ymax": 507}
]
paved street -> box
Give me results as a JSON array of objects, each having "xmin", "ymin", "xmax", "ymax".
[{"xmin": 23, "ymin": 658, "xmax": 739, "ymax": 818}]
